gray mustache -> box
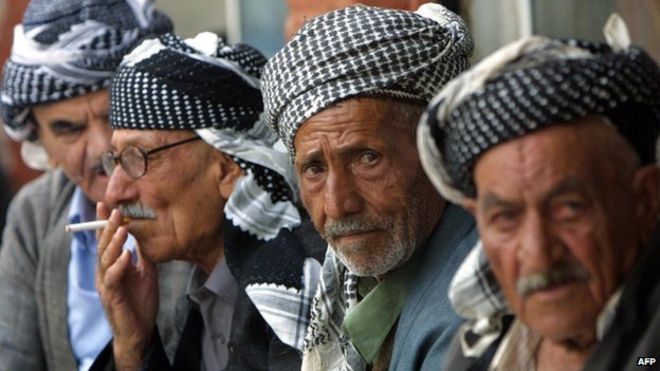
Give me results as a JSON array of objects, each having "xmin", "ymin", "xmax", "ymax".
[
  {"xmin": 516, "ymin": 261, "xmax": 590, "ymax": 297},
  {"xmin": 119, "ymin": 203, "xmax": 156, "ymax": 220},
  {"xmin": 323, "ymin": 217, "xmax": 390, "ymax": 240}
]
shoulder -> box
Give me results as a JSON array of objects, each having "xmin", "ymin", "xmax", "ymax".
[
  {"xmin": 8, "ymin": 169, "xmax": 74, "ymax": 219},
  {"xmin": 390, "ymin": 205, "xmax": 479, "ymax": 370}
]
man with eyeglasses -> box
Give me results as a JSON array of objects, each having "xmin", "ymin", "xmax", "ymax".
[
  {"xmin": 0, "ymin": 1, "xmax": 189, "ymax": 370},
  {"xmin": 91, "ymin": 32, "xmax": 324, "ymax": 371}
]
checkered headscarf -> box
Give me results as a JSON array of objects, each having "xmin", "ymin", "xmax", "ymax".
[
  {"xmin": 262, "ymin": 3, "xmax": 473, "ymax": 156},
  {"xmin": 111, "ymin": 32, "xmax": 266, "ymax": 132},
  {"xmin": 418, "ymin": 14, "xmax": 660, "ymax": 204},
  {"xmin": 111, "ymin": 31, "xmax": 299, "ymax": 238},
  {"xmin": 0, "ymin": 0, "xmax": 172, "ymax": 141}
]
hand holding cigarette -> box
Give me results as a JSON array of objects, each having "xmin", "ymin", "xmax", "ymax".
[{"xmin": 95, "ymin": 202, "xmax": 159, "ymax": 369}]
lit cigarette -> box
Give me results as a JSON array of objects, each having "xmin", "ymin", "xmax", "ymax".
[{"xmin": 65, "ymin": 218, "xmax": 130, "ymax": 232}]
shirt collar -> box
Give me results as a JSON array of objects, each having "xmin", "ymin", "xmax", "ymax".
[
  {"xmin": 68, "ymin": 187, "xmax": 96, "ymax": 223},
  {"xmin": 188, "ymin": 257, "xmax": 239, "ymax": 305},
  {"xmin": 67, "ymin": 187, "xmax": 97, "ymax": 246},
  {"xmin": 342, "ymin": 251, "xmax": 421, "ymax": 364},
  {"xmin": 596, "ymin": 287, "xmax": 622, "ymax": 341}
]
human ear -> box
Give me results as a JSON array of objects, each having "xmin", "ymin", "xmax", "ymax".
[
  {"xmin": 632, "ymin": 164, "xmax": 660, "ymax": 240},
  {"xmin": 462, "ymin": 197, "xmax": 477, "ymax": 216},
  {"xmin": 217, "ymin": 153, "xmax": 244, "ymax": 199}
]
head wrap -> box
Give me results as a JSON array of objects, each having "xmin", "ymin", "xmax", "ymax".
[
  {"xmin": 0, "ymin": 0, "xmax": 172, "ymax": 142},
  {"xmin": 418, "ymin": 14, "xmax": 660, "ymax": 204},
  {"xmin": 112, "ymin": 30, "xmax": 299, "ymax": 239},
  {"xmin": 111, "ymin": 33, "xmax": 318, "ymax": 351},
  {"xmin": 262, "ymin": 3, "xmax": 473, "ymax": 156}
]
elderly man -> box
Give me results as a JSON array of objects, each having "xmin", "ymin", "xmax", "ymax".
[
  {"xmin": 417, "ymin": 16, "xmax": 660, "ymax": 370},
  {"xmin": 261, "ymin": 4, "xmax": 475, "ymax": 370},
  {"xmin": 0, "ymin": 1, "xmax": 188, "ymax": 370},
  {"xmin": 92, "ymin": 32, "xmax": 324, "ymax": 371}
]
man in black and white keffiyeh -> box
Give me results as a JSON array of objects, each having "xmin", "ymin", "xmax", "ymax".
[
  {"xmin": 262, "ymin": 4, "xmax": 475, "ymax": 371},
  {"xmin": 0, "ymin": 2, "xmax": 184, "ymax": 370},
  {"xmin": 92, "ymin": 32, "xmax": 325, "ymax": 371},
  {"xmin": 418, "ymin": 14, "xmax": 660, "ymax": 371}
]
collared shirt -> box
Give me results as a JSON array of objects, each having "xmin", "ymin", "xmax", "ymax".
[
  {"xmin": 66, "ymin": 187, "xmax": 136, "ymax": 371},
  {"xmin": 488, "ymin": 320, "xmax": 539, "ymax": 371},
  {"xmin": 187, "ymin": 258, "xmax": 239, "ymax": 371},
  {"xmin": 342, "ymin": 252, "xmax": 421, "ymax": 364}
]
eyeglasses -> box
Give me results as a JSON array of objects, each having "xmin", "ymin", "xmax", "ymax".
[{"xmin": 101, "ymin": 136, "xmax": 202, "ymax": 179}]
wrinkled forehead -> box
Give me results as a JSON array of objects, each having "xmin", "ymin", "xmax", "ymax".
[
  {"xmin": 110, "ymin": 128, "xmax": 195, "ymax": 149},
  {"xmin": 473, "ymin": 118, "xmax": 625, "ymax": 197},
  {"xmin": 293, "ymin": 97, "xmax": 420, "ymax": 147}
]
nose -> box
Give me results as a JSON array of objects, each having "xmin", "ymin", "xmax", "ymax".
[
  {"xmin": 89, "ymin": 116, "xmax": 113, "ymax": 152},
  {"xmin": 518, "ymin": 211, "xmax": 566, "ymax": 272},
  {"xmin": 104, "ymin": 165, "xmax": 139, "ymax": 208},
  {"xmin": 323, "ymin": 167, "xmax": 363, "ymax": 220}
]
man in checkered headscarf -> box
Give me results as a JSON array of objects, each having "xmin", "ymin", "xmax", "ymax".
[
  {"xmin": 418, "ymin": 14, "xmax": 660, "ymax": 371},
  {"xmin": 0, "ymin": 2, "xmax": 189, "ymax": 371},
  {"xmin": 92, "ymin": 32, "xmax": 325, "ymax": 371},
  {"xmin": 261, "ymin": 4, "xmax": 475, "ymax": 370}
]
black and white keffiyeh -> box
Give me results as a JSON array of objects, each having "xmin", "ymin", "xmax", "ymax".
[
  {"xmin": 448, "ymin": 241, "xmax": 509, "ymax": 357},
  {"xmin": 418, "ymin": 14, "xmax": 660, "ymax": 204},
  {"xmin": 262, "ymin": 3, "xmax": 473, "ymax": 157},
  {"xmin": 0, "ymin": 0, "xmax": 172, "ymax": 141},
  {"xmin": 111, "ymin": 32, "xmax": 320, "ymax": 351},
  {"xmin": 302, "ymin": 249, "xmax": 363, "ymax": 371}
]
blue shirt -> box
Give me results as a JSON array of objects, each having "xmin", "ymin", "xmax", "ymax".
[{"xmin": 67, "ymin": 188, "xmax": 136, "ymax": 371}]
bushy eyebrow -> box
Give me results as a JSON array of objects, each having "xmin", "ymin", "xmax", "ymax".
[
  {"xmin": 544, "ymin": 176, "xmax": 586, "ymax": 200},
  {"xmin": 480, "ymin": 176, "xmax": 586, "ymax": 211},
  {"xmin": 49, "ymin": 119, "xmax": 82, "ymax": 128},
  {"xmin": 296, "ymin": 139, "xmax": 378, "ymax": 166},
  {"xmin": 480, "ymin": 193, "xmax": 517, "ymax": 212}
]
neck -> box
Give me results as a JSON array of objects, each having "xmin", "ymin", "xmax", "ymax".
[
  {"xmin": 536, "ymin": 336, "xmax": 596, "ymax": 371},
  {"xmin": 191, "ymin": 233, "xmax": 225, "ymax": 275}
]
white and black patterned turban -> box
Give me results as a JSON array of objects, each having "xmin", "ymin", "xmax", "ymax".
[
  {"xmin": 418, "ymin": 14, "xmax": 660, "ymax": 204},
  {"xmin": 261, "ymin": 3, "xmax": 473, "ymax": 156},
  {"xmin": 111, "ymin": 32, "xmax": 301, "ymax": 239},
  {"xmin": 0, "ymin": 0, "xmax": 172, "ymax": 141}
]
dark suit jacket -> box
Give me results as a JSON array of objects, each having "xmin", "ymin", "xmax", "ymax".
[{"xmin": 92, "ymin": 210, "xmax": 326, "ymax": 371}]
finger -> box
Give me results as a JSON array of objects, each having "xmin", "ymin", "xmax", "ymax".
[
  {"xmin": 97, "ymin": 209, "xmax": 123, "ymax": 266},
  {"xmin": 96, "ymin": 202, "xmax": 111, "ymax": 241},
  {"xmin": 104, "ymin": 249, "xmax": 132, "ymax": 289},
  {"xmin": 100, "ymin": 225, "xmax": 128, "ymax": 274},
  {"xmin": 136, "ymin": 242, "xmax": 157, "ymax": 277}
]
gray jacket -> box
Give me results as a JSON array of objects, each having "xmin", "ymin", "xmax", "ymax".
[{"xmin": 0, "ymin": 169, "xmax": 190, "ymax": 370}]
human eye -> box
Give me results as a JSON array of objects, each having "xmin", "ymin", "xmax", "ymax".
[
  {"xmin": 49, "ymin": 120, "xmax": 85, "ymax": 138},
  {"xmin": 357, "ymin": 150, "xmax": 380, "ymax": 166},
  {"xmin": 488, "ymin": 209, "xmax": 519, "ymax": 231},
  {"xmin": 553, "ymin": 196, "xmax": 587, "ymax": 222},
  {"xmin": 301, "ymin": 162, "xmax": 325, "ymax": 179}
]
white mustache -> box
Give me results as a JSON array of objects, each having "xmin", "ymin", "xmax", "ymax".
[
  {"xmin": 119, "ymin": 203, "xmax": 156, "ymax": 220},
  {"xmin": 516, "ymin": 262, "xmax": 590, "ymax": 297},
  {"xmin": 323, "ymin": 217, "xmax": 390, "ymax": 240}
]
